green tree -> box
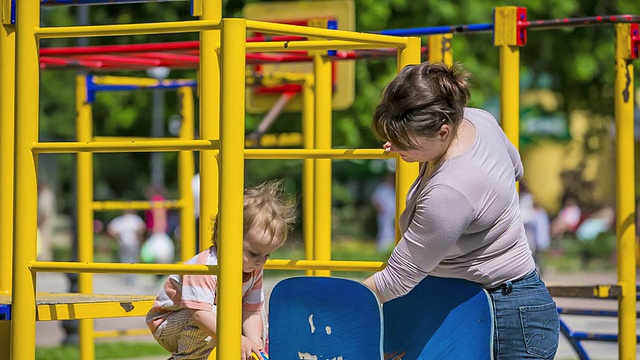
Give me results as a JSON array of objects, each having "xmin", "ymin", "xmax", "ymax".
[{"xmin": 36, "ymin": 0, "xmax": 640, "ymax": 217}]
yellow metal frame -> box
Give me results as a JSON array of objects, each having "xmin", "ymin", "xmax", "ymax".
[
  {"xmin": 243, "ymin": 0, "xmax": 356, "ymax": 113},
  {"xmin": 428, "ymin": 33, "xmax": 453, "ymax": 65},
  {"xmin": 0, "ymin": 0, "xmax": 15, "ymax": 355},
  {"xmin": 494, "ymin": 6, "xmax": 521, "ymax": 150},
  {"xmin": 14, "ymin": 2, "xmax": 636, "ymax": 360},
  {"xmin": 10, "ymin": 2, "xmax": 224, "ymax": 359},
  {"xmin": 73, "ymin": 75, "xmax": 198, "ymax": 354},
  {"xmin": 614, "ymin": 23, "xmax": 637, "ymax": 360},
  {"xmin": 12, "ymin": 0, "xmax": 41, "ymax": 358},
  {"xmin": 394, "ymin": 37, "xmax": 422, "ymax": 244},
  {"xmin": 30, "ymin": 14, "xmax": 420, "ymax": 358},
  {"xmin": 492, "ymin": 7, "xmax": 637, "ymax": 358},
  {"xmin": 79, "ymin": 75, "xmax": 197, "ymax": 262},
  {"xmin": 198, "ymin": 0, "xmax": 221, "ymax": 254}
]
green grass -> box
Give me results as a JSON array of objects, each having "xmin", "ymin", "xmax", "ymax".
[
  {"xmin": 542, "ymin": 233, "xmax": 618, "ymax": 273},
  {"xmin": 36, "ymin": 341, "xmax": 167, "ymax": 360}
]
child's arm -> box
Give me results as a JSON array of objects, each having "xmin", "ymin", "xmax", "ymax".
[
  {"xmin": 192, "ymin": 309, "xmax": 264, "ymax": 358},
  {"xmin": 191, "ymin": 309, "xmax": 217, "ymax": 338},
  {"xmin": 242, "ymin": 310, "xmax": 263, "ymax": 346},
  {"xmin": 242, "ymin": 310, "xmax": 264, "ymax": 358}
]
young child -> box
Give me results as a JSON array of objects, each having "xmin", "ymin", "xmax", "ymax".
[{"xmin": 146, "ymin": 181, "xmax": 297, "ymax": 360}]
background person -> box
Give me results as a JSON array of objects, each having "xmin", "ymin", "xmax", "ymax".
[
  {"xmin": 550, "ymin": 195, "xmax": 582, "ymax": 240},
  {"xmin": 142, "ymin": 184, "xmax": 175, "ymax": 270},
  {"xmin": 519, "ymin": 181, "xmax": 551, "ymax": 271},
  {"xmin": 362, "ymin": 62, "xmax": 559, "ymax": 359},
  {"xmin": 106, "ymin": 209, "xmax": 146, "ymax": 285},
  {"xmin": 370, "ymin": 172, "xmax": 396, "ymax": 252},
  {"xmin": 37, "ymin": 181, "xmax": 57, "ymax": 261}
]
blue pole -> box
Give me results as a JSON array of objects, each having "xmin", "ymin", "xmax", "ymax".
[{"xmin": 377, "ymin": 23, "xmax": 493, "ymax": 36}]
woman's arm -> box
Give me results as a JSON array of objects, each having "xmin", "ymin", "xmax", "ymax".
[
  {"xmin": 372, "ymin": 185, "xmax": 475, "ymax": 302},
  {"xmin": 363, "ymin": 276, "xmax": 381, "ymax": 300}
]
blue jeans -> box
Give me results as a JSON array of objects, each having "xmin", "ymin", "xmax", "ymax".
[{"xmin": 488, "ymin": 271, "xmax": 559, "ymax": 359}]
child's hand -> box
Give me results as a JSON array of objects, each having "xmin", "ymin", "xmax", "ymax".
[
  {"xmin": 251, "ymin": 351, "xmax": 269, "ymax": 360},
  {"xmin": 240, "ymin": 335, "xmax": 263, "ymax": 360}
]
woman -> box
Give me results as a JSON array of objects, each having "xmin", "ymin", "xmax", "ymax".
[{"xmin": 362, "ymin": 62, "xmax": 559, "ymax": 359}]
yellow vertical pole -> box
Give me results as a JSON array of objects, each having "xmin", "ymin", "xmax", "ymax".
[
  {"xmin": 76, "ymin": 75, "xmax": 95, "ymax": 360},
  {"xmin": 0, "ymin": 2, "xmax": 15, "ymax": 357},
  {"xmin": 202, "ymin": 2, "xmax": 222, "ymax": 357},
  {"xmin": 313, "ymin": 53, "xmax": 332, "ymax": 277},
  {"xmin": 217, "ymin": 18, "xmax": 246, "ymax": 360},
  {"xmin": 614, "ymin": 23, "xmax": 636, "ymax": 360},
  {"xmin": 0, "ymin": 0, "xmax": 15, "ymax": 294},
  {"xmin": 428, "ymin": 33, "xmax": 453, "ymax": 66},
  {"xmin": 394, "ymin": 37, "xmax": 421, "ymax": 243},
  {"xmin": 178, "ymin": 86, "xmax": 196, "ymax": 260},
  {"xmin": 494, "ymin": 6, "xmax": 522, "ymax": 149},
  {"xmin": 302, "ymin": 76, "xmax": 315, "ymax": 276},
  {"xmin": 198, "ymin": 0, "xmax": 221, "ymax": 251},
  {"xmin": 11, "ymin": 0, "xmax": 39, "ymax": 357}
]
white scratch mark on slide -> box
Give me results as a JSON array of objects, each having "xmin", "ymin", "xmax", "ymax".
[
  {"xmin": 308, "ymin": 314, "xmax": 316, "ymax": 333},
  {"xmin": 298, "ymin": 352, "xmax": 318, "ymax": 359},
  {"xmin": 297, "ymin": 351, "xmax": 344, "ymax": 360}
]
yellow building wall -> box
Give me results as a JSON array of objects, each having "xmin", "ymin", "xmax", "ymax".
[{"xmin": 521, "ymin": 110, "xmax": 616, "ymax": 215}]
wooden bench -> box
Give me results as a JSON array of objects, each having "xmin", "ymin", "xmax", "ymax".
[{"xmin": 0, "ymin": 293, "xmax": 155, "ymax": 321}]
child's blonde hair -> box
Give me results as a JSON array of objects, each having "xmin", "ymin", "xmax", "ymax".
[{"xmin": 211, "ymin": 180, "xmax": 297, "ymax": 246}]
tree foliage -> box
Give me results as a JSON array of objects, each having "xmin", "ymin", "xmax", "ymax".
[{"xmin": 36, "ymin": 0, "xmax": 639, "ymax": 216}]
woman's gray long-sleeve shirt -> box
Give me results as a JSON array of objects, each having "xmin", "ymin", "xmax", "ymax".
[{"xmin": 373, "ymin": 107, "xmax": 536, "ymax": 303}]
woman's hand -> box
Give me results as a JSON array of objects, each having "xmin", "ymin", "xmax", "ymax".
[
  {"xmin": 241, "ymin": 335, "xmax": 263, "ymax": 360},
  {"xmin": 383, "ymin": 141, "xmax": 394, "ymax": 153}
]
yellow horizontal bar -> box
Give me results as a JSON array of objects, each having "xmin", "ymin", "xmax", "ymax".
[
  {"xmin": 91, "ymin": 76, "xmax": 193, "ymax": 87},
  {"xmin": 94, "ymin": 328, "xmax": 150, "ymax": 338},
  {"xmin": 32, "ymin": 139, "xmax": 218, "ymax": 153},
  {"xmin": 35, "ymin": 19, "xmax": 220, "ymax": 39},
  {"xmin": 92, "ymin": 200, "xmax": 183, "ymax": 211},
  {"xmin": 247, "ymin": 41, "xmax": 401, "ymax": 52},
  {"xmin": 33, "ymin": 142, "xmax": 393, "ymax": 160},
  {"xmin": 30, "ymin": 259, "xmax": 384, "ymax": 275},
  {"xmin": 31, "ymin": 261, "xmax": 217, "ymax": 275},
  {"xmin": 265, "ymin": 259, "xmax": 386, "ymax": 271},
  {"xmin": 92, "ymin": 76, "xmax": 161, "ymax": 87},
  {"xmin": 244, "ymin": 148, "xmax": 394, "ymax": 159},
  {"xmin": 0, "ymin": 292, "xmax": 155, "ymax": 321},
  {"xmin": 594, "ymin": 285, "xmax": 613, "ymax": 298},
  {"xmin": 246, "ymin": 20, "xmax": 409, "ymax": 47},
  {"xmin": 37, "ymin": 298, "xmax": 154, "ymax": 321}
]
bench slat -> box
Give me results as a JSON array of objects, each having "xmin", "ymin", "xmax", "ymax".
[{"xmin": 0, "ymin": 292, "xmax": 155, "ymax": 321}]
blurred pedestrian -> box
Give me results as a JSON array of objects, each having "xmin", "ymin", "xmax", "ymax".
[
  {"xmin": 37, "ymin": 181, "xmax": 57, "ymax": 261},
  {"xmin": 107, "ymin": 210, "xmax": 146, "ymax": 285},
  {"xmin": 550, "ymin": 195, "xmax": 582, "ymax": 239},
  {"xmin": 143, "ymin": 185, "xmax": 175, "ymax": 275},
  {"xmin": 519, "ymin": 181, "xmax": 551, "ymax": 271},
  {"xmin": 370, "ymin": 173, "xmax": 396, "ymax": 252}
]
